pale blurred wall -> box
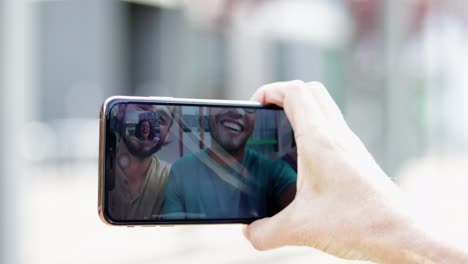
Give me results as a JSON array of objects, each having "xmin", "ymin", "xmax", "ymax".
[
  {"xmin": 37, "ymin": 0, "xmax": 228, "ymax": 116},
  {"xmin": 37, "ymin": 0, "xmax": 127, "ymax": 121},
  {"xmin": 0, "ymin": 0, "xmax": 5, "ymax": 261},
  {"xmin": 1, "ymin": 0, "xmax": 34, "ymax": 263},
  {"xmin": 123, "ymin": 4, "xmax": 225, "ymax": 99}
]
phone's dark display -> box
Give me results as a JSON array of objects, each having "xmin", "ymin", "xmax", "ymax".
[{"xmin": 105, "ymin": 102, "xmax": 297, "ymax": 224}]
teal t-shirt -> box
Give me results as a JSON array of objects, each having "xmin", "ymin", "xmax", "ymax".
[{"xmin": 161, "ymin": 148, "xmax": 296, "ymax": 220}]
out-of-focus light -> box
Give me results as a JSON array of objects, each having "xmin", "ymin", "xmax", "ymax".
[
  {"xmin": 75, "ymin": 119, "xmax": 99, "ymax": 160},
  {"xmin": 18, "ymin": 119, "xmax": 100, "ymax": 163},
  {"xmin": 50, "ymin": 119, "xmax": 99, "ymax": 162}
]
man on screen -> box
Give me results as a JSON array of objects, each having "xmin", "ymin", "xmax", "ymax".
[
  {"xmin": 108, "ymin": 104, "xmax": 175, "ymax": 220},
  {"xmin": 162, "ymin": 107, "xmax": 296, "ymax": 219}
]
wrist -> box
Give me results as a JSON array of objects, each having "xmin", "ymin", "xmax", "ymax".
[
  {"xmin": 368, "ymin": 214, "xmax": 467, "ymax": 264},
  {"xmin": 371, "ymin": 218, "xmax": 431, "ymax": 264}
]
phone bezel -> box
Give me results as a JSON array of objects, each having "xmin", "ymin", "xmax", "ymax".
[{"xmin": 98, "ymin": 96, "xmax": 287, "ymax": 226}]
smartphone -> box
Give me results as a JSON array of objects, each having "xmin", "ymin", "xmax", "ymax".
[{"xmin": 98, "ymin": 96, "xmax": 297, "ymax": 225}]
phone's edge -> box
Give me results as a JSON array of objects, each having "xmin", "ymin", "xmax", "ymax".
[
  {"xmin": 97, "ymin": 97, "xmax": 107, "ymax": 225},
  {"xmin": 97, "ymin": 96, "xmax": 121, "ymax": 226},
  {"xmin": 101, "ymin": 95, "xmax": 267, "ymax": 108},
  {"xmin": 97, "ymin": 95, "xmax": 281, "ymax": 226}
]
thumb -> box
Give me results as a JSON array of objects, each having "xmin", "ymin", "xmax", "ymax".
[{"xmin": 244, "ymin": 209, "xmax": 292, "ymax": 250}]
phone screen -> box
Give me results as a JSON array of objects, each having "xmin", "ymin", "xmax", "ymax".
[{"xmin": 104, "ymin": 101, "xmax": 297, "ymax": 224}]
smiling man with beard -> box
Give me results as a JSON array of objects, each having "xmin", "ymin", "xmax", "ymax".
[
  {"xmin": 162, "ymin": 107, "xmax": 297, "ymax": 220},
  {"xmin": 108, "ymin": 104, "xmax": 175, "ymax": 221}
]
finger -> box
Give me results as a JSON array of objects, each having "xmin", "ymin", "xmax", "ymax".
[
  {"xmin": 245, "ymin": 208, "xmax": 293, "ymax": 250},
  {"xmin": 306, "ymin": 82, "xmax": 345, "ymax": 124},
  {"xmin": 250, "ymin": 81, "xmax": 330, "ymax": 189},
  {"xmin": 305, "ymin": 82, "xmax": 352, "ymax": 144},
  {"xmin": 250, "ymin": 80, "xmax": 325, "ymax": 135},
  {"xmin": 250, "ymin": 80, "xmax": 305, "ymax": 106}
]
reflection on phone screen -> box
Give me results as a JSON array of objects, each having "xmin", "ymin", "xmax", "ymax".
[{"xmin": 107, "ymin": 103, "xmax": 297, "ymax": 223}]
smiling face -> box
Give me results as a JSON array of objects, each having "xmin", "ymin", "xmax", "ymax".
[
  {"xmin": 121, "ymin": 104, "xmax": 174, "ymax": 159},
  {"xmin": 140, "ymin": 120, "xmax": 151, "ymax": 140},
  {"xmin": 208, "ymin": 107, "xmax": 255, "ymax": 154}
]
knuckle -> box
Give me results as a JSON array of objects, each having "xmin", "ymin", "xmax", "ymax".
[
  {"xmin": 309, "ymin": 81, "xmax": 325, "ymax": 88},
  {"xmin": 308, "ymin": 81, "xmax": 325, "ymax": 90},
  {"xmin": 308, "ymin": 81, "xmax": 327, "ymax": 94},
  {"xmin": 285, "ymin": 80, "xmax": 307, "ymax": 99},
  {"xmin": 288, "ymin": 80, "xmax": 305, "ymax": 90}
]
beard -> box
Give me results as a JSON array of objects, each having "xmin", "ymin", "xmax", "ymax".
[
  {"xmin": 122, "ymin": 135, "xmax": 162, "ymax": 159},
  {"xmin": 211, "ymin": 134, "xmax": 247, "ymax": 155}
]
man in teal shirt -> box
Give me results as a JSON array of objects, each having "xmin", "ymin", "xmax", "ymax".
[{"xmin": 162, "ymin": 107, "xmax": 296, "ymax": 220}]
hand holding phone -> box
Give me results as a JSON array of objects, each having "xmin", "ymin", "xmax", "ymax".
[
  {"xmin": 245, "ymin": 81, "xmax": 468, "ymax": 264},
  {"xmin": 98, "ymin": 97, "xmax": 297, "ymax": 225}
]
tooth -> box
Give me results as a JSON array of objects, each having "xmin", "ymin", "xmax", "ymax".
[{"xmin": 223, "ymin": 121, "xmax": 241, "ymax": 131}]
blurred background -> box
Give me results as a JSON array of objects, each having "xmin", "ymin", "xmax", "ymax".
[{"xmin": 1, "ymin": 0, "xmax": 468, "ymax": 263}]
